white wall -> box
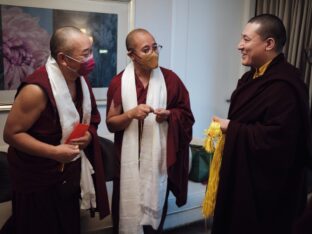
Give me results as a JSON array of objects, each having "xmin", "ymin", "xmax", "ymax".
[
  {"xmin": 170, "ymin": 0, "xmax": 253, "ymax": 138},
  {"xmin": 132, "ymin": 0, "xmax": 254, "ymax": 139}
]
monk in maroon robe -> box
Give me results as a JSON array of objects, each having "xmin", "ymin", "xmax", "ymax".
[
  {"xmin": 1, "ymin": 27, "xmax": 109, "ymax": 234},
  {"xmin": 212, "ymin": 14, "xmax": 311, "ymax": 234},
  {"xmin": 106, "ymin": 29, "xmax": 194, "ymax": 233}
]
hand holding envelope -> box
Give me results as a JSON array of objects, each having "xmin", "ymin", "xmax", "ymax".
[
  {"xmin": 59, "ymin": 123, "xmax": 90, "ymax": 172},
  {"xmin": 65, "ymin": 123, "xmax": 90, "ymax": 146}
]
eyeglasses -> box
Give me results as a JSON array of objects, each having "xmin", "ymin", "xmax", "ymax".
[{"xmin": 130, "ymin": 43, "xmax": 163, "ymax": 55}]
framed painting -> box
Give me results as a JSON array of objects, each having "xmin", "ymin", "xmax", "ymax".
[{"xmin": 0, "ymin": 0, "xmax": 132, "ymax": 107}]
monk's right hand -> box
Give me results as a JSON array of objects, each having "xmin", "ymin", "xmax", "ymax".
[
  {"xmin": 213, "ymin": 116, "xmax": 230, "ymax": 133},
  {"xmin": 127, "ymin": 104, "xmax": 154, "ymax": 120},
  {"xmin": 54, "ymin": 144, "xmax": 80, "ymax": 163}
]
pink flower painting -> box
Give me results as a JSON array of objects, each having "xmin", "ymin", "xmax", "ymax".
[{"xmin": 1, "ymin": 7, "xmax": 50, "ymax": 90}]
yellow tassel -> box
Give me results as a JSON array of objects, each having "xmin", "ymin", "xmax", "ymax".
[
  {"xmin": 202, "ymin": 121, "xmax": 225, "ymax": 218},
  {"xmin": 203, "ymin": 122, "xmax": 222, "ymax": 153}
]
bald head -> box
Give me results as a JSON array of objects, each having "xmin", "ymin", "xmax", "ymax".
[
  {"xmin": 50, "ymin": 26, "xmax": 86, "ymax": 59},
  {"xmin": 126, "ymin": 28, "xmax": 154, "ymax": 52}
]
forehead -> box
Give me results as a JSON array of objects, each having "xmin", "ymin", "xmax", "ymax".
[
  {"xmin": 70, "ymin": 33, "xmax": 92, "ymax": 53},
  {"xmin": 242, "ymin": 22, "xmax": 262, "ymax": 38},
  {"xmin": 132, "ymin": 32, "xmax": 155, "ymax": 48}
]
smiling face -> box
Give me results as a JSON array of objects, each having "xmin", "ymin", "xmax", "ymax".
[{"xmin": 237, "ymin": 23, "xmax": 270, "ymax": 69}]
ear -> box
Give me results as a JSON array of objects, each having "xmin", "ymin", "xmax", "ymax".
[
  {"xmin": 265, "ymin": 37, "xmax": 276, "ymax": 51},
  {"xmin": 127, "ymin": 50, "xmax": 135, "ymax": 61},
  {"xmin": 57, "ymin": 53, "xmax": 67, "ymax": 66}
]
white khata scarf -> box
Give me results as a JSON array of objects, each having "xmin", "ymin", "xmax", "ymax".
[
  {"xmin": 119, "ymin": 62, "xmax": 168, "ymax": 234},
  {"xmin": 45, "ymin": 55, "xmax": 96, "ymax": 210}
]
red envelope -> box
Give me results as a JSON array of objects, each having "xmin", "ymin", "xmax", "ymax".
[{"xmin": 65, "ymin": 123, "xmax": 89, "ymax": 144}]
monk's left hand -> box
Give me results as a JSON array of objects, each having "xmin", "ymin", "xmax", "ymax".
[
  {"xmin": 213, "ymin": 116, "xmax": 230, "ymax": 133},
  {"xmin": 69, "ymin": 131, "xmax": 92, "ymax": 150},
  {"xmin": 154, "ymin": 108, "xmax": 171, "ymax": 123}
]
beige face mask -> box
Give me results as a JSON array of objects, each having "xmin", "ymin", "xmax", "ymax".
[{"xmin": 135, "ymin": 51, "xmax": 159, "ymax": 69}]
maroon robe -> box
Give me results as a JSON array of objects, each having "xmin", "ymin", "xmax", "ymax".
[
  {"xmin": 2, "ymin": 66, "xmax": 109, "ymax": 234},
  {"xmin": 106, "ymin": 67, "xmax": 194, "ymax": 232},
  {"xmin": 212, "ymin": 54, "xmax": 311, "ymax": 234}
]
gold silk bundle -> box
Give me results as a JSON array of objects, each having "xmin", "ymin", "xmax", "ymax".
[{"xmin": 202, "ymin": 121, "xmax": 225, "ymax": 218}]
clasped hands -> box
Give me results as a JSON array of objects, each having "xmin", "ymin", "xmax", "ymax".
[{"xmin": 127, "ymin": 104, "xmax": 170, "ymax": 123}]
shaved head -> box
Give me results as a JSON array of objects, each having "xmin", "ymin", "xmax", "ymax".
[
  {"xmin": 248, "ymin": 14, "xmax": 286, "ymax": 52},
  {"xmin": 50, "ymin": 26, "xmax": 86, "ymax": 59},
  {"xmin": 126, "ymin": 28, "xmax": 154, "ymax": 52}
]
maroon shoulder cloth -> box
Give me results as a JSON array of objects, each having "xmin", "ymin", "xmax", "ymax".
[
  {"xmin": 212, "ymin": 54, "xmax": 311, "ymax": 234},
  {"xmin": 7, "ymin": 66, "xmax": 109, "ymax": 219}
]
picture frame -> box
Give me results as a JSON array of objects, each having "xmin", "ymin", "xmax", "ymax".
[{"xmin": 0, "ymin": 0, "xmax": 133, "ymax": 107}]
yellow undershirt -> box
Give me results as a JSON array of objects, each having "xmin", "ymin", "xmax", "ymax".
[{"xmin": 253, "ymin": 60, "xmax": 272, "ymax": 79}]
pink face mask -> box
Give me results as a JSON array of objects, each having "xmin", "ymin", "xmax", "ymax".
[{"xmin": 65, "ymin": 54, "xmax": 96, "ymax": 76}]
